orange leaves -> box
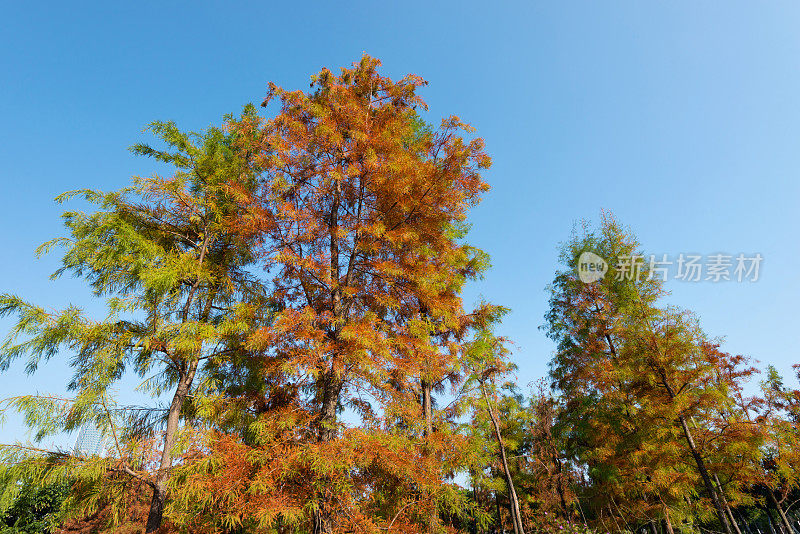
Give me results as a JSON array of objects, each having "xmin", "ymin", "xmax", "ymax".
[
  {"xmin": 170, "ymin": 408, "xmax": 465, "ymax": 534},
  {"xmin": 225, "ymin": 53, "xmax": 493, "ymax": 395},
  {"xmin": 159, "ymin": 55, "xmax": 497, "ymax": 533},
  {"xmin": 545, "ymin": 215, "xmax": 769, "ymax": 530}
]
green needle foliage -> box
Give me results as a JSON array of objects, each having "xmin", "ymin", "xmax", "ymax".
[
  {"xmin": 544, "ymin": 214, "xmax": 762, "ymax": 534},
  {"xmin": 0, "ymin": 107, "xmax": 272, "ymax": 532}
]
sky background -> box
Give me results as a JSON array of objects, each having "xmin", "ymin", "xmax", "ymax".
[{"xmin": 1, "ymin": 1, "xmax": 799, "ymax": 447}]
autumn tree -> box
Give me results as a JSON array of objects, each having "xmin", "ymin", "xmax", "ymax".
[
  {"xmin": 465, "ymin": 377, "xmax": 591, "ymax": 534},
  {"xmin": 750, "ymin": 366, "xmax": 800, "ymax": 534},
  {"xmin": 544, "ymin": 214, "xmax": 761, "ymax": 534},
  {"xmin": 462, "ymin": 319, "xmax": 528, "ymax": 534},
  {"xmin": 0, "ymin": 112, "xmax": 268, "ymax": 533},
  {"xmin": 164, "ymin": 55, "xmax": 496, "ymax": 534},
  {"xmin": 520, "ymin": 383, "xmax": 580, "ymax": 526}
]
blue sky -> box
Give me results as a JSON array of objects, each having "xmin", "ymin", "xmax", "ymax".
[{"xmin": 1, "ymin": 1, "xmax": 799, "ymax": 446}]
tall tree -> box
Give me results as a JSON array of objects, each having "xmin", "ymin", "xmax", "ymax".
[
  {"xmin": 0, "ymin": 112, "xmax": 267, "ymax": 532},
  {"xmin": 166, "ymin": 55, "xmax": 495, "ymax": 534},
  {"xmin": 465, "ymin": 323, "xmax": 526, "ymax": 534},
  {"xmin": 754, "ymin": 366, "xmax": 800, "ymax": 534},
  {"xmin": 545, "ymin": 214, "xmax": 759, "ymax": 534}
]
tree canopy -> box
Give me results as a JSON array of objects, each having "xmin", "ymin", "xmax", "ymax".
[{"xmin": 1, "ymin": 57, "xmax": 799, "ymax": 534}]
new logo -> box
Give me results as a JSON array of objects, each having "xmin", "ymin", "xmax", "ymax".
[{"xmin": 577, "ymin": 251, "xmax": 608, "ymax": 283}]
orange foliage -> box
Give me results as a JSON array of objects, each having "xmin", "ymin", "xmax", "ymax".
[{"xmin": 166, "ymin": 55, "xmax": 494, "ymax": 533}]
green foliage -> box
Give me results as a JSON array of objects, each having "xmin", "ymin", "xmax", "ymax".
[
  {"xmin": 0, "ymin": 58, "xmax": 797, "ymax": 534},
  {"xmin": 0, "ymin": 480, "xmax": 69, "ymax": 534},
  {"xmin": 0, "ymin": 108, "xmax": 272, "ymax": 531}
]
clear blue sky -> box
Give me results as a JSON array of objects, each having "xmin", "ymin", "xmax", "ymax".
[{"xmin": 2, "ymin": 2, "xmax": 799, "ymax": 446}]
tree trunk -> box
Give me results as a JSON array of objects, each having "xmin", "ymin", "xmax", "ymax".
[
  {"xmin": 317, "ymin": 370, "xmax": 342, "ymax": 442},
  {"xmin": 650, "ymin": 520, "xmax": 660, "ymax": 534},
  {"xmin": 421, "ymin": 378, "xmax": 438, "ymax": 532},
  {"xmin": 481, "ymin": 383, "xmax": 525, "ymax": 534},
  {"xmin": 739, "ymin": 511, "xmax": 755, "ymax": 534},
  {"xmin": 761, "ymin": 504, "xmax": 779, "ymax": 534},
  {"xmin": 554, "ymin": 456, "xmax": 568, "ymax": 516},
  {"xmin": 145, "ymin": 226, "xmax": 211, "ymax": 532},
  {"xmin": 728, "ymin": 505, "xmax": 745, "ymax": 534},
  {"xmin": 145, "ymin": 359, "xmax": 199, "ymax": 532},
  {"xmin": 310, "ymin": 161, "xmax": 346, "ymax": 534},
  {"xmin": 766, "ymin": 489, "xmax": 795, "ymax": 534},
  {"xmin": 312, "ymin": 370, "xmax": 343, "ymax": 533},
  {"xmin": 663, "ymin": 507, "xmax": 675, "ymax": 534},
  {"xmin": 715, "ymin": 474, "xmax": 744, "ymax": 534},
  {"xmin": 470, "ymin": 479, "xmax": 480, "ymax": 534},
  {"xmin": 495, "ymin": 492, "xmax": 504, "ymax": 534},
  {"xmin": 422, "ymin": 379, "xmax": 434, "ymax": 438},
  {"xmin": 676, "ymin": 413, "xmax": 732, "ymax": 534}
]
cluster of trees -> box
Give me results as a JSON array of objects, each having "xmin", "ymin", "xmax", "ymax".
[
  {"xmin": 485, "ymin": 216, "xmax": 800, "ymax": 534},
  {"xmin": 0, "ymin": 56, "xmax": 797, "ymax": 534}
]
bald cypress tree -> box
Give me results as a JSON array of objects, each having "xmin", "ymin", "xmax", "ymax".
[
  {"xmin": 0, "ymin": 109, "xmax": 269, "ymax": 532},
  {"xmin": 545, "ymin": 214, "xmax": 759, "ymax": 534}
]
